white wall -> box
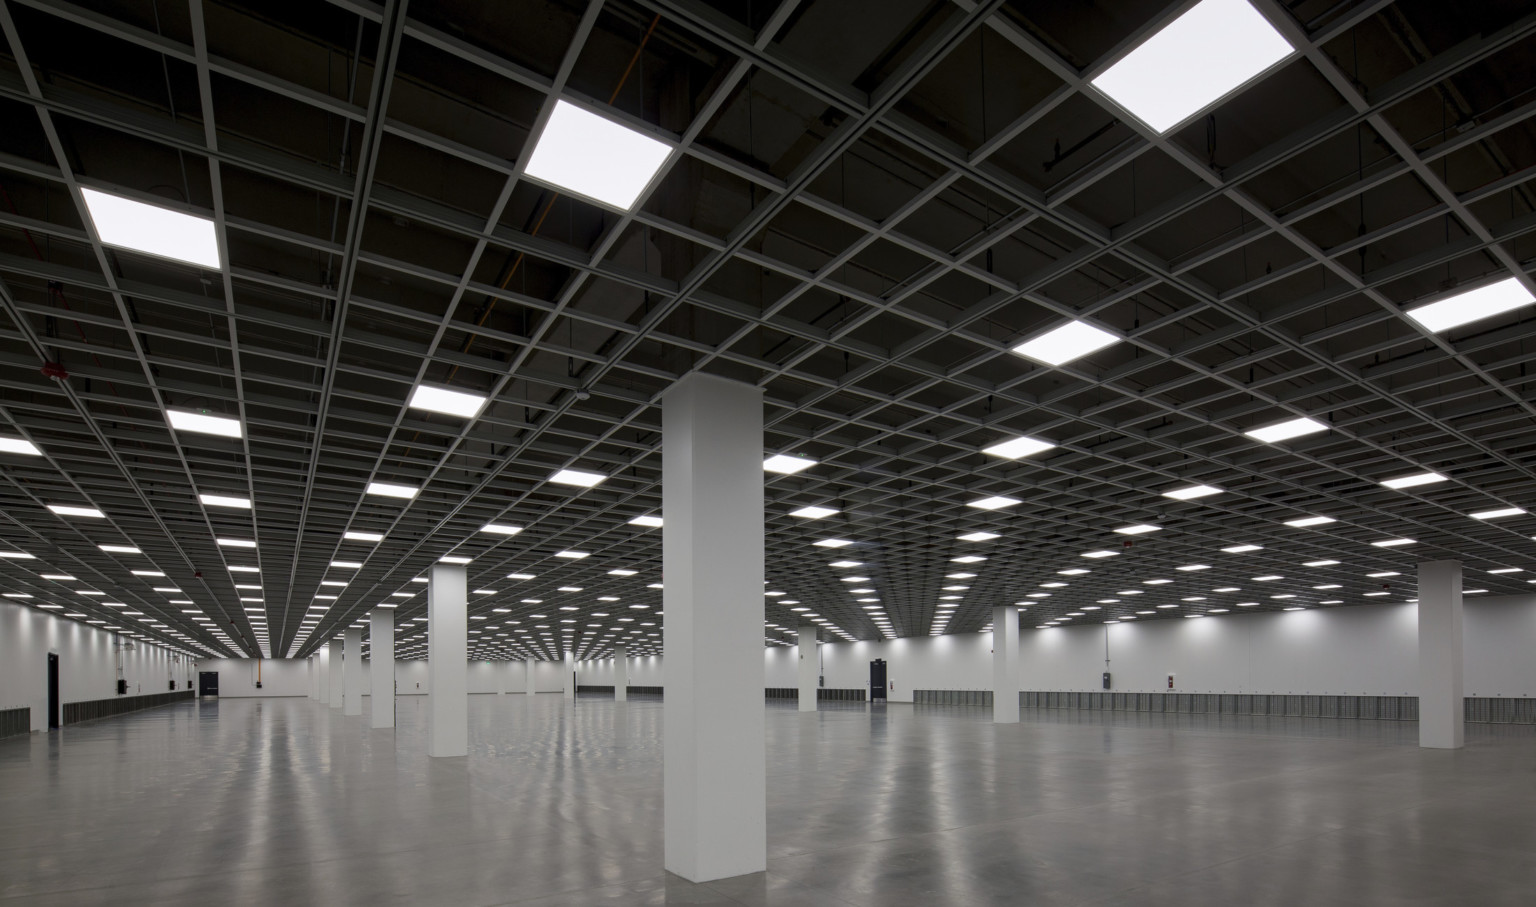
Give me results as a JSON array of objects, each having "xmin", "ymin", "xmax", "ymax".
[
  {"xmin": 1463, "ymin": 595, "xmax": 1536, "ymax": 696},
  {"xmin": 1017, "ymin": 604, "xmax": 1420, "ymax": 695},
  {"xmin": 578, "ymin": 653, "xmax": 666, "ymax": 687},
  {"xmin": 393, "ymin": 658, "xmax": 567, "ymax": 695},
  {"xmin": 804, "ymin": 597, "xmax": 1536, "ymax": 701},
  {"xmin": 1, "ymin": 600, "xmax": 192, "ymax": 732},
  {"xmin": 193, "ymin": 658, "xmax": 310, "ymax": 697},
  {"xmin": 177, "ymin": 597, "xmax": 1536, "ymax": 709}
]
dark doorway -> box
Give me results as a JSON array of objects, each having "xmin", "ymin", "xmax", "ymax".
[
  {"xmin": 198, "ymin": 671, "xmax": 219, "ymax": 697},
  {"xmin": 47, "ymin": 653, "xmax": 59, "ymax": 729},
  {"xmin": 870, "ymin": 659, "xmax": 887, "ymax": 701}
]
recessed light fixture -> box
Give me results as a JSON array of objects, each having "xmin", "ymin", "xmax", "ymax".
[
  {"xmin": 507, "ymin": 573, "xmax": 537, "ymax": 580},
  {"xmin": 1284, "ymin": 516, "xmax": 1336, "ymax": 528},
  {"xmin": 1470, "ymin": 507, "xmax": 1525, "ymax": 520},
  {"xmin": 131, "ymin": 570, "xmax": 164, "ymax": 577},
  {"xmin": 980, "ymin": 435, "xmax": 1054, "ymax": 460},
  {"xmin": 550, "ymin": 468, "xmax": 607, "ymax": 488},
  {"xmin": 1367, "ymin": 572, "xmax": 1400, "ymax": 579},
  {"xmin": 1253, "ymin": 575, "xmax": 1283, "ymax": 582},
  {"xmin": 438, "ymin": 555, "xmax": 472, "ymax": 565},
  {"xmin": 966, "ymin": 495, "xmax": 1021, "ymax": 511},
  {"xmin": 1011, "ymin": 320, "xmax": 1119, "ymax": 366},
  {"xmin": 1304, "ymin": 560, "xmax": 1341, "ymax": 567},
  {"xmin": 813, "ymin": 539, "xmax": 854, "ymax": 548},
  {"xmin": 1143, "ymin": 579, "xmax": 1173, "ymax": 585},
  {"xmin": 763, "ymin": 454, "xmax": 817, "ymax": 475},
  {"xmin": 343, "ymin": 531, "xmax": 384, "ymax": 543},
  {"xmin": 1488, "ymin": 567, "xmax": 1522, "ymax": 574},
  {"xmin": 1081, "ymin": 550, "xmax": 1118, "ymax": 559},
  {"xmin": 1058, "ymin": 568, "xmax": 1089, "ymax": 576},
  {"xmin": 1162, "ymin": 484, "xmax": 1222, "ymax": 500},
  {"xmin": 0, "ymin": 436, "xmax": 42, "ymax": 456},
  {"xmin": 1089, "ymin": 0, "xmax": 1294, "ymax": 133},
  {"xmin": 957, "ymin": 531, "xmax": 1000, "ymax": 542},
  {"xmin": 523, "ymin": 100, "xmax": 672, "ymax": 210},
  {"xmin": 554, "ymin": 550, "xmax": 590, "ymax": 559},
  {"xmin": 950, "ymin": 555, "xmax": 986, "ymax": 564},
  {"xmin": 217, "ymin": 538, "xmax": 256, "ymax": 548},
  {"xmin": 97, "ymin": 545, "xmax": 141, "ymax": 554},
  {"xmin": 165, "ymin": 408, "xmax": 243, "ymax": 439},
  {"xmin": 407, "ymin": 384, "xmax": 488, "ymax": 419},
  {"xmin": 480, "ymin": 523, "xmax": 523, "ymax": 536},
  {"xmin": 366, "ymin": 481, "xmax": 419, "ymax": 499},
  {"xmin": 228, "ymin": 566, "xmax": 259, "ymax": 573},
  {"xmin": 789, "ymin": 505, "xmax": 838, "ymax": 519},
  {"xmin": 47, "ymin": 504, "xmax": 105, "ymax": 519},
  {"xmin": 1114, "ymin": 524, "xmax": 1160, "ymax": 535},
  {"xmin": 1176, "ymin": 564, "xmax": 1211, "ymax": 572},
  {"xmin": 1405, "ymin": 277, "xmax": 1535, "ymax": 333},
  {"xmin": 0, "ymin": 550, "xmax": 34, "ymax": 559},
  {"xmin": 1246, "ymin": 416, "xmax": 1327, "ymax": 444},
  {"xmin": 629, "ymin": 515, "xmax": 663, "ymax": 528},
  {"xmin": 1371, "ymin": 538, "xmax": 1416, "ymax": 547},
  {"xmin": 198, "ymin": 493, "xmax": 252, "ymax": 510},
  {"xmin": 607, "ymin": 569, "xmax": 637, "ymax": 577},
  {"xmin": 80, "ymin": 187, "xmax": 222, "ymax": 268},
  {"xmin": 1379, "ymin": 472, "xmax": 1447, "ymax": 491},
  {"xmin": 1222, "ymin": 544, "xmax": 1263, "ymax": 554}
]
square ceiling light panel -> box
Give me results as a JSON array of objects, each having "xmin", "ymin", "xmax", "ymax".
[
  {"xmin": 199, "ymin": 493, "xmax": 252, "ymax": 509},
  {"xmin": 1089, "ymin": 0, "xmax": 1295, "ymax": 133},
  {"xmin": 1245, "ymin": 416, "xmax": 1327, "ymax": 444},
  {"xmin": 523, "ymin": 100, "xmax": 673, "ymax": 210},
  {"xmin": 981, "ymin": 435, "xmax": 1054, "ymax": 460},
  {"xmin": 408, "ymin": 384, "xmax": 488, "ymax": 419},
  {"xmin": 549, "ymin": 468, "xmax": 606, "ymax": 487},
  {"xmin": 764, "ymin": 454, "xmax": 817, "ymax": 475},
  {"xmin": 1405, "ymin": 278, "xmax": 1535, "ymax": 333},
  {"xmin": 80, "ymin": 187, "xmax": 222, "ymax": 268},
  {"xmin": 789, "ymin": 505, "xmax": 838, "ymax": 519},
  {"xmin": 1011, "ymin": 321, "xmax": 1119, "ymax": 366},
  {"xmin": 166, "ymin": 409, "xmax": 243, "ymax": 438},
  {"xmin": 1162, "ymin": 484, "xmax": 1222, "ymax": 500},
  {"xmin": 1379, "ymin": 472, "xmax": 1447, "ymax": 490},
  {"xmin": 47, "ymin": 504, "xmax": 105, "ymax": 519},
  {"xmin": 366, "ymin": 482, "xmax": 420, "ymax": 499},
  {"xmin": 0, "ymin": 436, "xmax": 41, "ymax": 456}
]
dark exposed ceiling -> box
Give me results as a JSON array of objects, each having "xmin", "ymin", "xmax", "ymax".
[{"xmin": 0, "ymin": 0, "xmax": 1534, "ymax": 662}]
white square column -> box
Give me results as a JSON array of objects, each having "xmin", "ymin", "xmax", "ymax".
[
  {"xmin": 524, "ymin": 659, "xmax": 536, "ymax": 696},
  {"xmin": 797, "ymin": 621, "xmax": 819, "ymax": 712},
  {"xmin": 315, "ymin": 649, "xmax": 327, "ymax": 701},
  {"xmin": 427, "ymin": 563, "xmax": 468, "ymax": 757},
  {"xmin": 327, "ymin": 640, "xmax": 343, "ymax": 708},
  {"xmin": 563, "ymin": 649, "xmax": 575, "ymax": 699},
  {"xmin": 344, "ymin": 627, "xmax": 364, "ymax": 716},
  {"xmin": 370, "ymin": 609, "xmax": 395, "ymax": 729},
  {"xmin": 1418, "ymin": 560, "xmax": 1464, "ymax": 749},
  {"xmin": 308, "ymin": 656, "xmax": 318, "ymax": 700},
  {"xmin": 663, "ymin": 372, "xmax": 766, "ymax": 883},
  {"xmin": 615, "ymin": 645, "xmax": 628, "ymax": 702},
  {"xmin": 992, "ymin": 605, "xmax": 1019, "ymax": 723}
]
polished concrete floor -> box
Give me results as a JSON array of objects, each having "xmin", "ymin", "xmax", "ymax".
[{"xmin": 2, "ymin": 695, "xmax": 1534, "ymax": 906}]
